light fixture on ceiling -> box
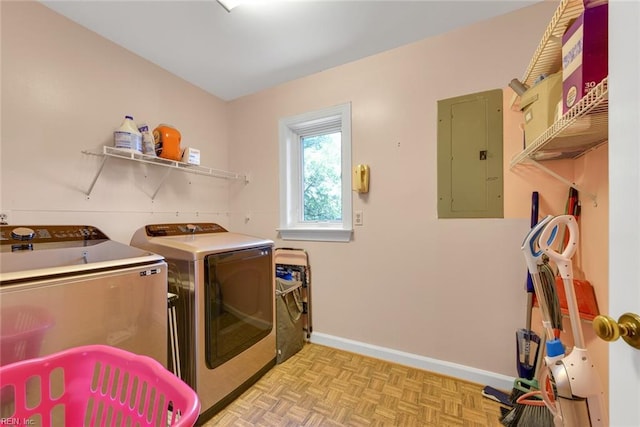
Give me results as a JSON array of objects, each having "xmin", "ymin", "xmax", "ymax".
[{"xmin": 217, "ymin": 0, "xmax": 242, "ymax": 12}]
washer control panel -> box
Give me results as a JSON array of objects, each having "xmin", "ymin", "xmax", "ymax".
[
  {"xmin": 144, "ymin": 223, "xmax": 228, "ymax": 237},
  {"xmin": 0, "ymin": 225, "xmax": 109, "ymax": 244}
]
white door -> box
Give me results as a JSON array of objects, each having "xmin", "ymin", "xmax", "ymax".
[{"xmin": 609, "ymin": 2, "xmax": 640, "ymax": 426}]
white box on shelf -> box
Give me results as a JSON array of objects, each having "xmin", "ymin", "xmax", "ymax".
[{"xmin": 182, "ymin": 147, "xmax": 201, "ymax": 165}]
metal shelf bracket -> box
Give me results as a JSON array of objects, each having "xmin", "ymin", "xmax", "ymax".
[
  {"xmin": 151, "ymin": 168, "xmax": 174, "ymax": 200},
  {"xmin": 85, "ymin": 155, "xmax": 109, "ymax": 198},
  {"xmin": 523, "ymin": 158, "xmax": 598, "ymax": 207}
]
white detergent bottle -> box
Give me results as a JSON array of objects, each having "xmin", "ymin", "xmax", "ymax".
[{"xmin": 114, "ymin": 115, "xmax": 142, "ymax": 153}]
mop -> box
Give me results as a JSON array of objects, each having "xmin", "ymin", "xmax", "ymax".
[{"xmin": 536, "ymin": 215, "xmax": 608, "ymax": 427}]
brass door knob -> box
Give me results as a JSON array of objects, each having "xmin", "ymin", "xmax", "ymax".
[{"xmin": 593, "ymin": 313, "xmax": 640, "ymax": 349}]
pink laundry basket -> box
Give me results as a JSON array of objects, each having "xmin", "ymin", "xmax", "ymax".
[{"xmin": 0, "ymin": 344, "xmax": 200, "ymax": 427}]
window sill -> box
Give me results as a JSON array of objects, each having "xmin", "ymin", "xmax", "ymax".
[{"xmin": 278, "ymin": 228, "xmax": 352, "ymax": 242}]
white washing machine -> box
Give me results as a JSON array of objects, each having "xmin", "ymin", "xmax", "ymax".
[{"xmin": 130, "ymin": 223, "xmax": 276, "ymax": 422}]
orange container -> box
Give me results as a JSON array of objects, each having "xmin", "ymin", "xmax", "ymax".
[{"xmin": 153, "ymin": 124, "xmax": 182, "ymax": 161}]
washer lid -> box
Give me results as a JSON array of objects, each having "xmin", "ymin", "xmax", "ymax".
[{"xmin": 0, "ymin": 225, "xmax": 164, "ymax": 284}]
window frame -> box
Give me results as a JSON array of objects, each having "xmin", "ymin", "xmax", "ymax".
[{"xmin": 278, "ymin": 103, "xmax": 352, "ymax": 242}]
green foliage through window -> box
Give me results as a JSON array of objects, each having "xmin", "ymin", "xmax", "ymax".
[{"xmin": 301, "ymin": 133, "xmax": 342, "ymax": 221}]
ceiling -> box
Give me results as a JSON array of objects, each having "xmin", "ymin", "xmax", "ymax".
[{"xmin": 41, "ymin": 0, "xmax": 542, "ymax": 101}]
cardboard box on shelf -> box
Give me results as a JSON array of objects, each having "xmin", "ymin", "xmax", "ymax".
[
  {"xmin": 181, "ymin": 147, "xmax": 201, "ymax": 165},
  {"xmin": 520, "ymin": 71, "xmax": 563, "ymax": 147},
  {"xmin": 562, "ymin": 2, "xmax": 608, "ymax": 113}
]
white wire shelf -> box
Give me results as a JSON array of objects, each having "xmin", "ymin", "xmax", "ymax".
[
  {"xmin": 82, "ymin": 146, "xmax": 247, "ymax": 198},
  {"xmin": 509, "ymin": 0, "xmax": 585, "ymax": 110},
  {"xmin": 521, "ymin": 0, "xmax": 584, "ymax": 88},
  {"xmin": 508, "ymin": 0, "xmax": 608, "ymax": 206},
  {"xmin": 510, "ymin": 77, "xmax": 608, "ymax": 168}
]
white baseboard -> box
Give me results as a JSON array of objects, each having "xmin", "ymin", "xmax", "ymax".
[{"xmin": 309, "ymin": 332, "xmax": 514, "ymax": 392}]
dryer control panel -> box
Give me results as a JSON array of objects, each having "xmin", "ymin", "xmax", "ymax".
[{"xmin": 144, "ymin": 223, "xmax": 228, "ymax": 237}]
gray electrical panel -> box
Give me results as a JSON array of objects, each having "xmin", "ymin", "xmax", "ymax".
[{"xmin": 437, "ymin": 89, "xmax": 504, "ymax": 218}]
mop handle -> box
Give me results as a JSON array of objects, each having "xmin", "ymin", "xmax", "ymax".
[{"xmin": 539, "ymin": 215, "xmax": 585, "ymax": 349}]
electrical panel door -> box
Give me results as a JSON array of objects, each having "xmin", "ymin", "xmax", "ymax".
[{"xmin": 437, "ymin": 89, "xmax": 503, "ymax": 218}]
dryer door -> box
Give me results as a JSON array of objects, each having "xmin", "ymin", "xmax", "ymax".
[{"xmin": 204, "ymin": 246, "xmax": 273, "ymax": 369}]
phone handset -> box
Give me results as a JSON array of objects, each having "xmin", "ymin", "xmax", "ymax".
[{"xmin": 352, "ymin": 164, "xmax": 370, "ymax": 193}]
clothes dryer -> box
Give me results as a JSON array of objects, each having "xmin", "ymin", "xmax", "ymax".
[{"xmin": 130, "ymin": 223, "xmax": 275, "ymax": 421}]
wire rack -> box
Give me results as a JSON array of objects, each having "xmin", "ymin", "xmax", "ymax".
[{"xmin": 510, "ymin": 77, "xmax": 608, "ymax": 167}]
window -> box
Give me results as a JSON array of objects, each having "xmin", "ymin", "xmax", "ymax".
[{"xmin": 279, "ymin": 103, "xmax": 352, "ymax": 242}]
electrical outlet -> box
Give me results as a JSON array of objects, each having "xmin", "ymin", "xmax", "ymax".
[
  {"xmin": 0, "ymin": 211, "xmax": 9, "ymax": 225},
  {"xmin": 354, "ymin": 210, "xmax": 363, "ymax": 226}
]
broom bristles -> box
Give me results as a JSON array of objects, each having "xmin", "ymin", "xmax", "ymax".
[
  {"xmin": 516, "ymin": 404, "xmax": 554, "ymax": 427},
  {"xmin": 500, "ymin": 403, "xmax": 524, "ymax": 426},
  {"xmin": 500, "ymin": 399, "xmax": 554, "ymax": 427},
  {"xmin": 502, "ymin": 377, "xmax": 545, "ymax": 426}
]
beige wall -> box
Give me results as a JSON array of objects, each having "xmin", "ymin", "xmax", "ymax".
[
  {"xmin": 1, "ymin": 1, "xmax": 232, "ymax": 243},
  {"xmin": 225, "ymin": 0, "xmax": 609, "ymax": 390},
  {"xmin": 1, "ymin": 0, "xmax": 608, "ymax": 394}
]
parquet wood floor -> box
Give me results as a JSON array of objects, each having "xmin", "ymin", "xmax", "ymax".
[{"xmin": 203, "ymin": 343, "xmax": 506, "ymax": 426}]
